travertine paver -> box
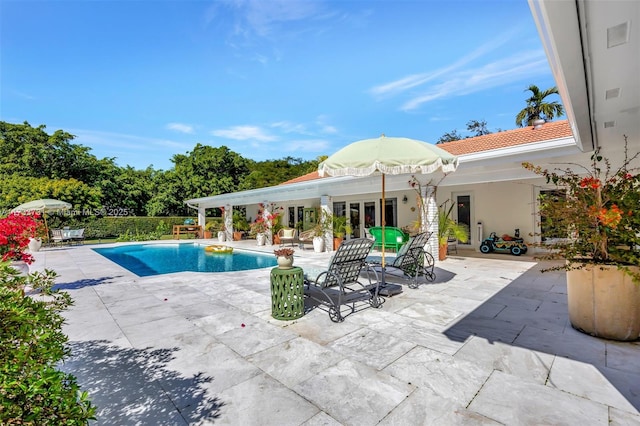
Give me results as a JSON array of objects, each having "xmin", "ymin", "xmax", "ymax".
[{"xmin": 24, "ymin": 242, "xmax": 640, "ymax": 425}]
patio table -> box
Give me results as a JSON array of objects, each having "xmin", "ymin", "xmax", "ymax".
[{"xmin": 270, "ymin": 266, "xmax": 305, "ymax": 320}]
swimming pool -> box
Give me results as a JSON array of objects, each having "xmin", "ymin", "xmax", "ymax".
[{"xmin": 93, "ymin": 243, "xmax": 277, "ymax": 276}]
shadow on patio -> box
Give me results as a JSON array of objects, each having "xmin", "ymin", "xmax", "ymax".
[
  {"xmin": 443, "ymin": 261, "xmax": 640, "ymax": 412},
  {"xmin": 62, "ymin": 340, "xmax": 224, "ymax": 424}
]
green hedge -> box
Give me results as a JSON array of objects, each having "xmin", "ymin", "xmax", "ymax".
[{"xmin": 63, "ymin": 217, "xmax": 201, "ymax": 239}]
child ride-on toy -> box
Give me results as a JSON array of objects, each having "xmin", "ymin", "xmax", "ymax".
[{"xmin": 480, "ymin": 232, "xmax": 528, "ymax": 256}]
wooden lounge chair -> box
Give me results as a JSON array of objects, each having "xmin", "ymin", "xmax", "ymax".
[
  {"xmin": 304, "ymin": 238, "xmax": 381, "ymax": 322},
  {"xmin": 367, "ymin": 232, "xmax": 436, "ymax": 289}
]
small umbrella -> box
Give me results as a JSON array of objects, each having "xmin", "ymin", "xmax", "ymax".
[
  {"xmin": 12, "ymin": 199, "xmax": 72, "ymax": 241},
  {"xmin": 319, "ymin": 135, "xmax": 458, "ymax": 283}
]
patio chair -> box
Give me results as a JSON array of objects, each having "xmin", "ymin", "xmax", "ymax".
[
  {"xmin": 297, "ymin": 229, "xmax": 315, "ymax": 249},
  {"xmin": 367, "ymin": 232, "xmax": 436, "ymax": 289},
  {"xmin": 69, "ymin": 228, "xmax": 85, "ymax": 245},
  {"xmin": 447, "ymin": 237, "xmax": 458, "ymax": 254},
  {"xmin": 368, "ymin": 226, "xmax": 409, "ymax": 252},
  {"xmin": 304, "ymin": 238, "xmax": 382, "ymax": 322},
  {"xmin": 50, "ymin": 229, "xmax": 71, "ymax": 246},
  {"xmin": 278, "ymin": 228, "xmax": 297, "ymax": 247}
]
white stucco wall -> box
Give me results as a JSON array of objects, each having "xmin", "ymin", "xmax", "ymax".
[{"xmin": 436, "ymin": 181, "xmax": 540, "ymax": 248}]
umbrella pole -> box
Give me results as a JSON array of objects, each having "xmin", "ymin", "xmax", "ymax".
[{"xmin": 381, "ymin": 174, "xmax": 386, "ymax": 286}]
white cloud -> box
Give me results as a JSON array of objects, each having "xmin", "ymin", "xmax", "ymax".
[
  {"xmin": 271, "ymin": 121, "xmax": 308, "ymax": 134},
  {"xmin": 236, "ymin": 0, "xmax": 323, "ymax": 37},
  {"xmin": 166, "ymin": 122, "xmax": 194, "ymax": 134},
  {"xmin": 401, "ymin": 50, "xmax": 548, "ymax": 111},
  {"xmin": 369, "ymin": 25, "xmax": 534, "ymax": 106},
  {"xmin": 211, "ymin": 125, "xmax": 277, "ymax": 141}
]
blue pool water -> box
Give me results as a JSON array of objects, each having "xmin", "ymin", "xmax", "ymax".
[{"xmin": 93, "ymin": 243, "xmax": 277, "ymax": 276}]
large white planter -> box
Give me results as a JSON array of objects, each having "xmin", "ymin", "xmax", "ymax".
[
  {"xmin": 256, "ymin": 233, "xmax": 266, "ymax": 246},
  {"xmin": 217, "ymin": 232, "xmax": 226, "ymax": 243},
  {"xmin": 312, "ymin": 236, "xmax": 325, "ymax": 253},
  {"xmin": 276, "ymin": 255, "xmax": 294, "ymax": 269},
  {"xmin": 567, "ymin": 264, "xmax": 640, "ymax": 341},
  {"xmin": 28, "ymin": 237, "xmax": 42, "ymax": 252}
]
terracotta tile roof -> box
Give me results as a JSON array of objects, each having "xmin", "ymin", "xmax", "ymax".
[
  {"xmin": 436, "ymin": 120, "xmax": 572, "ymax": 155},
  {"xmin": 279, "ymin": 171, "xmax": 322, "ymax": 185},
  {"xmin": 280, "ymin": 120, "xmax": 573, "ymax": 185}
]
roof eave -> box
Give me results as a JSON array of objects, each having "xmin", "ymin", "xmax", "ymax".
[{"xmin": 528, "ymin": 0, "xmax": 595, "ymax": 152}]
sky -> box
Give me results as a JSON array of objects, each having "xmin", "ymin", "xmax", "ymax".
[{"xmin": 1, "ymin": 0, "xmax": 559, "ymax": 171}]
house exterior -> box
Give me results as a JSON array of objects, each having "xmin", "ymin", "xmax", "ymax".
[{"xmin": 185, "ymin": 0, "xmax": 639, "ymax": 258}]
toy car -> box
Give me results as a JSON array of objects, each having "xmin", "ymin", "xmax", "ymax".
[{"xmin": 480, "ymin": 232, "xmax": 528, "ymax": 256}]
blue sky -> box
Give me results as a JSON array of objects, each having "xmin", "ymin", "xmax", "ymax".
[{"xmin": 1, "ymin": 0, "xmax": 558, "ymax": 171}]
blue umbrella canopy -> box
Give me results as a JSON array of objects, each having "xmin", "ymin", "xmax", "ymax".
[{"xmin": 319, "ymin": 135, "xmax": 458, "ymax": 270}]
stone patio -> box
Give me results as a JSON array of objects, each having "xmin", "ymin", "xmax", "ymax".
[{"xmin": 28, "ymin": 240, "xmax": 640, "ymax": 425}]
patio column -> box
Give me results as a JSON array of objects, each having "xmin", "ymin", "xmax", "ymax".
[
  {"xmin": 423, "ymin": 185, "xmax": 439, "ymax": 259},
  {"xmin": 223, "ymin": 204, "xmax": 232, "ymax": 241},
  {"xmin": 320, "ymin": 195, "xmax": 333, "ymax": 252},
  {"xmin": 197, "ymin": 207, "xmax": 206, "ymax": 235},
  {"xmin": 262, "ymin": 202, "xmax": 273, "ymax": 246}
]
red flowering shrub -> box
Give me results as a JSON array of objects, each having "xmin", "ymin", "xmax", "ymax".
[
  {"xmin": 523, "ymin": 135, "xmax": 639, "ymax": 279},
  {"xmin": 0, "ymin": 213, "xmax": 41, "ymax": 264}
]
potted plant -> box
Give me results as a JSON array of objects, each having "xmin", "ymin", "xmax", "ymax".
[
  {"xmin": 273, "ymin": 247, "xmax": 295, "ymax": 269},
  {"xmin": 523, "ymin": 135, "xmax": 640, "ymax": 341},
  {"xmin": 232, "ymin": 211, "xmax": 249, "ymax": 241},
  {"xmin": 249, "ymin": 218, "xmax": 269, "ymax": 246},
  {"xmin": 438, "ymin": 201, "xmax": 469, "ymax": 261},
  {"xmin": 203, "ymin": 222, "xmax": 216, "ymax": 239},
  {"xmin": 332, "ymin": 215, "xmax": 352, "ymax": 250},
  {"xmin": 311, "ymin": 210, "xmax": 332, "ymax": 253}
]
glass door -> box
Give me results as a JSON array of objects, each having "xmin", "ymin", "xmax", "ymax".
[
  {"xmin": 455, "ymin": 194, "xmax": 471, "ymax": 245},
  {"xmin": 350, "ymin": 203, "xmax": 361, "ymax": 238}
]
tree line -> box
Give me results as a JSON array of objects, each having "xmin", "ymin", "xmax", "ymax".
[{"xmin": 0, "ymin": 121, "xmax": 319, "ymax": 217}]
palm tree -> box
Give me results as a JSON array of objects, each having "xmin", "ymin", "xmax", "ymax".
[{"xmin": 515, "ymin": 85, "xmax": 565, "ymax": 127}]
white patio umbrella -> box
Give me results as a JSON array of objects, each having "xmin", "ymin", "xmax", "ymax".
[
  {"xmin": 318, "ymin": 135, "xmax": 458, "ymax": 283},
  {"xmin": 12, "ymin": 199, "xmax": 72, "ymax": 241}
]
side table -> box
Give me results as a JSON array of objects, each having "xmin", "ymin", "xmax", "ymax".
[{"xmin": 270, "ymin": 266, "xmax": 305, "ymax": 320}]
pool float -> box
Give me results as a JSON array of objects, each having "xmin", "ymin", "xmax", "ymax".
[{"xmin": 204, "ymin": 245, "xmax": 233, "ymax": 254}]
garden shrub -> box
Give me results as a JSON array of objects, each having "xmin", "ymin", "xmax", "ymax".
[{"xmin": 0, "ymin": 264, "xmax": 96, "ymax": 424}]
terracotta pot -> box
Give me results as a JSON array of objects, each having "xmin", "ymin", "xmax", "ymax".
[
  {"xmin": 567, "ymin": 264, "xmax": 640, "ymax": 341},
  {"xmin": 233, "ymin": 231, "xmax": 243, "ymax": 241},
  {"xmin": 276, "ymin": 255, "xmax": 294, "ymax": 269},
  {"xmin": 333, "ymin": 237, "xmax": 343, "ymax": 251},
  {"xmin": 438, "ymin": 242, "xmax": 447, "ymax": 261},
  {"xmin": 203, "ymin": 231, "xmax": 213, "ymax": 239}
]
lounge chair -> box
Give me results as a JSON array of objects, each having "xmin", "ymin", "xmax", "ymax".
[
  {"xmin": 277, "ymin": 228, "xmax": 297, "ymax": 247},
  {"xmin": 304, "ymin": 238, "xmax": 382, "ymax": 322},
  {"xmin": 367, "ymin": 232, "xmax": 436, "ymax": 289}
]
